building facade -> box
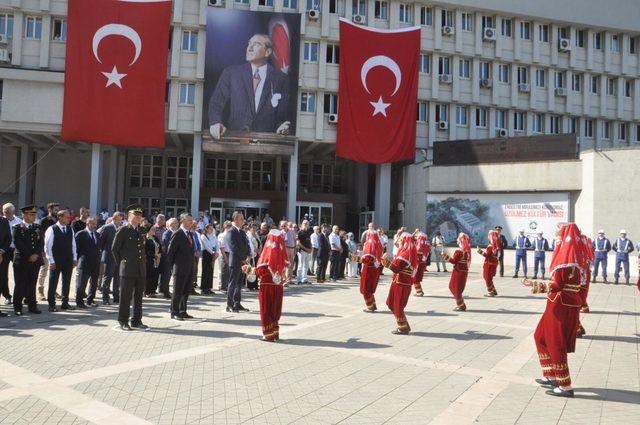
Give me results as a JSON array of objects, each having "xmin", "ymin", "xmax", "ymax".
[{"xmin": 0, "ymin": 0, "xmax": 639, "ymax": 237}]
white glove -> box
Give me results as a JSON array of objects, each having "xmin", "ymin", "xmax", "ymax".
[
  {"xmin": 276, "ymin": 121, "xmax": 291, "ymax": 135},
  {"xmin": 209, "ymin": 123, "xmax": 226, "ymax": 140}
]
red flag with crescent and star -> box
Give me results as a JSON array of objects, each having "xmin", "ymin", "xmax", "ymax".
[
  {"xmin": 61, "ymin": 0, "xmax": 172, "ymax": 148},
  {"xmin": 336, "ymin": 18, "xmax": 420, "ymax": 163}
]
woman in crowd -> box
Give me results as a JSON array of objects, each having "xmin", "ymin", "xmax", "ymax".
[
  {"xmin": 346, "ymin": 233, "xmax": 359, "ymax": 278},
  {"xmin": 477, "ymin": 230, "xmax": 500, "ymax": 297},
  {"xmin": 339, "ymin": 231, "xmax": 349, "ymax": 279},
  {"xmin": 144, "ymin": 225, "xmax": 162, "ymax": 298},
  {"xmin": 441, "ymin": 233, "xmax": 471, "ymax": 311},
  {"xmin": 199, "ymin": 224, "xmax": 218, "ymax": 295},
  {"xmin": 431, "ymin": 232, "xmax": 448, "ymax": 272}
]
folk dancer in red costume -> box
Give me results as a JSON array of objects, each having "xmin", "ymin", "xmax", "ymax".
[
  {"xmin": 576, "ymin": 238, "xmax": 595, "ymax": 337},
  {"xmin": 441, "ymin": 233, "xmax": 471, "ymax": 311},
  {"xmin": 381, "ymin": 232, "xmax": 418, "ymax": 334},
  {"xmin": 477, "ymin": 230, "xmax": 500, "ymax": 297},
  {"xmin": 244, "ymin": 229, "xmax": 289, "ymax": 342},
  {"xmin": 522, "ymin": 223, "xmax": 590, "ymax": 398},
  {"xmin": 412, "ymin": 231, "xmax": 430, "ymax": 297},
  {"xmin": 359, "ymin": 231, "xmax": 383, "ymax": 312}
]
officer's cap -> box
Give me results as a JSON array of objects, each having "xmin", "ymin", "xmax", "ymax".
[
  {"xmin": 20, "ymin": 205, "xmax": 37, "ymax": 214},
  {"xmin": 494, "ymin": 226, "xmax": 503, "ymax": 231},
  {"xmin": 126, "ymin": 204, "xmax": 144, "ymax": 216}
]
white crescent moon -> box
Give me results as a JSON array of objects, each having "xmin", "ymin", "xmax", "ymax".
[
  {"xmin": 92, "ymin": 24, "xmax": 142, "ymax": 66},
  {"xmin": 360, "ymin": 55, "xmax": 402, "ymax": 96}
]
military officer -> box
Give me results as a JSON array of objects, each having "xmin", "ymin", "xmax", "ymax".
[
  {"xmin": 532, "ymin": 231, "xmax": 549, "ymax": 280},
  {"xmin": 592, "ymin": 230, "xmax": 611, "ymax": 283},
  {"xmin": 612, "ymin": 229, "xmax": 634, "ymax": 285},
  {"xmin": 12, "ymin": 205, "xmax": 43, "ymax": 316},
  {"xmin": 111, "ymin": 205, "xmax": 149, "ymax": 331},
  {"xmin": 512, "ymin": 228, "xmax": 531, "ymax": 278}
]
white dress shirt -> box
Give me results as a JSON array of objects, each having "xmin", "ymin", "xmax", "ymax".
[
  {"xmin": 44, "ymin": 222, "xmax": 77, "ymax": 264},
  {"xmin": 7, "ymin": 216, "xmax": 22, "ymax": 249},
  {"xmin": 310, "ymin": 232, "xmax": 319, "ymax": 249},
  {"xmin": 329, "ymin": 232, "xmax": 341, "ymax": 251},
  {"xmin": 217, "ymin": 231, "xmax": 228, "ymax": 252},
  {"xmin": 251, "ymin": 64, "xmax": 267, "ymax": 112},
  {"xmin": 200, "ymin": 232, "xmax": 219, "ymax": 255}
]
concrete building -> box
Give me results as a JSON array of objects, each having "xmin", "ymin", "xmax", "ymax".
[{"xmin": 0, "ymin": 0, "xmax": 639, "ymax": 239}]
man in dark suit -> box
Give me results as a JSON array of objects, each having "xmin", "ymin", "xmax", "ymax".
[
  {"xmin": 44, "ymin": 210, "xmax": 77, "ymax": 312},
  {"xmin": 166, "ymin": 214, "xmax": 195, "ymax": 321},
  {"xmin": 75, "ymin": 217, "xmax": 101, "ymax": 308},
  {"xmin": 224, "ymin": 211, "xmax": 251, "ymax": 312},
  {"xmin": 12, "ymin": 205, "xmax": 43, "ymax": 316},
  {"xmin": 316, "ymin": 224, "xmax": 331, "ymax": 283},
  {"xmin": 495, "ymin": 225, "xmax": 509, "ymax": 277},
  {"xmin": 0, "ymin": 214, "xmax": 11, "ymax": 315},
  {"xmin": 98, "ymin": 212, "xmax": 123, "ymax": 305},
  {"xmin": 159, "ymin": 218, "xmax": 179, "ymax": 299},
  {"xmin": 111, "ymin": 205, "xmax": 148, "ymax": 331},
  {"xmin": 208, "ymin": 34, "xmax": 291, "ymax": 139}
]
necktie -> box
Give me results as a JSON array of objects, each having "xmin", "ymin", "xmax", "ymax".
[
  {"xmin": 62, "ymin": 226, "xmax": 66, "ymax": 234},
  {"xmin": 92, "ymin": 232, "xmax": 96, "ymax": 244},
  {"xmin": 253, "ymin": 69, "xmax": 261, "ymax": 93}
]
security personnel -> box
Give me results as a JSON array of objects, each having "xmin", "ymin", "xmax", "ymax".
[
  {"xmin": 494, "ymin": 226, "xmax": 509, "ymax": 277},
  {"xmin": 512, "ymin": 228, "xmax": 531, "ymax": 278},
  {"xmin": 612, "ymin": 229, "xmax": 634, "ymax": 285},
  {"xmin": 12, "ymin": 205, "xmax": 43, "ymax": 316},
  {"xmin": 532, "ymin": 231, "xmax": 549, "ymax": 280},
  {"xmin": 111, "ymin": 205, "xmax": 149, "ymax": 331},
  {"xmin": 592, "ymin": 230, "xmax": 611, "ymax": 283}
]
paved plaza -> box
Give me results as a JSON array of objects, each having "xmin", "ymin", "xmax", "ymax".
[{"xmin": 0, "ymin": 265, "xmax": 638, "ymax": 425}]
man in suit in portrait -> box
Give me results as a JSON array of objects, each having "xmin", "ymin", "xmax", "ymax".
[
  {"xmin": 208, "ymin": 33, "xmax": 291, "ymax": 139},
  {"xmin": 75, "ymin": 217, "xmax": 101, "ymax": 308},
  {"xmin": 166, "ymin": 213, "xmax": 196, "ymax": 321},
  {"xmin": 224, "ymin": 211, "xmax": 251, "ymax": 313},
  {"xmin": 98, "ymin": 212, "xmax": 123, "ymax": 305}
]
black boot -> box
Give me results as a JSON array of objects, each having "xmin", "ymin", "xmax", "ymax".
[
  {"xmin": 592, "ymin": 275, "xmax": 596, "ymax": 283},
  {"xmin": 533, "ymin": 274, "xmax": 538, "ymax": 279}
]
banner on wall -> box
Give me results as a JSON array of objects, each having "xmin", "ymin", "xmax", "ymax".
[{"xmin": 425, "ymin": 193, "xmax": 570, "ymax": 246}]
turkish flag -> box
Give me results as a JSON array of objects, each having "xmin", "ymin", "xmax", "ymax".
[
  {"xmin": 336, "ymin": 19, "xmax": 420, "ymax": 163},
  {"xmin": 61, "ymin": 0, "xmax": 172, "ymax": 148}
]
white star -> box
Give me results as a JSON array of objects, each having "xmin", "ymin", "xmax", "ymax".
[
  {"xmin": 369, "ymin": 96, "xmax": 391, "ymax": 117},
  {"xmin": 101, "ymin": 65, "xmax": 127, "ymax": 88}
]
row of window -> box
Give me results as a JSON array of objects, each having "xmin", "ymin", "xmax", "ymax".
[
  {"xmin": 126, "ymin": 197, "xmax": 190, "ymax": 219},
  {"xmin": 0, "ymin": 13, "xmax": 67, "ymax": 41},
  {"xmin": 129, "ymin": 154, "xmax": 192, "ymax": 189}
]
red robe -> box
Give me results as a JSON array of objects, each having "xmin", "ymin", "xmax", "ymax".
[
  {"xmin": 533, "ymin": 268, "xmax": 581, "ymax": 387},
  {"xmin": 360, "ymin": 256, "xmax": 381, "ymax": 310},
  {"xmin": 481, "ymin": 245, "xmax": 499, "ymax": 293},
  {"xmin": 256, "ymin": 267, "xmax": 284, "ymax": 341},
  {"xmin": 386, "ymin": 257, "xmax": 413, "ymax": 332},
  {"xmin": 413, "ymin": 257, "xmax": 427, "ymax": 295},
  {"xmin": 448, "ymin": 249, "xmax": 469, "ymax": 308}
]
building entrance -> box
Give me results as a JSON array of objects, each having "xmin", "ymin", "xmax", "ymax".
[{"xmin": 209, "ymin": 198, "xmax": 271, "ymax": 223}]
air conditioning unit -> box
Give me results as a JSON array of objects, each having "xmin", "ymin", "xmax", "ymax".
[
  {"xmin": 439, "ymin": 74, "xmax": 452, "ymax": 84},
  {"xmin": 328, "ymin": 113, "xmax": 338, "ymax": 124},
  {"xmin": 441, "ymin": 26, "xmax": 455, "ymax": 36},
  {"xmin": 559, "ymin": 38, "xmax": 571, "ymax": 52},
  {"xmin": 437, "ymin": 121, "xmax": 449, "ymax": 130},
  {"xmin": 480, "ymin": 78, "xmax": 493, "ymax": 88},
  {"xmin": 0, "ymin": 49, "xmax": 9, "ymax": 63},
  {"xmin": 208, "ymin": 0, "xmax": 224, "ymax": 6},
  {"xmin": 496, "ymin": 128, "xmax": 508, "ymax": 137},
  {"xmin": 555, "ymin": 87, "xmax": 567, "ymax": 96},
  {"xmin": 353, "ymin": 14, "xmax": 365, "ymax": 25},
  {"xmin": 518, "ymin": 83, "xmax": 531, "ymax": 93},
  {"xmin": 483, "ymin": 27, "xmax": 497, "ymax": 41},
  {"xmin": 308, "ymin": 9, "xmax": 320, "ymax": 20},
  {"xmin": 0, "ymin": 34, "xmax": 7, "ymax": 45}
]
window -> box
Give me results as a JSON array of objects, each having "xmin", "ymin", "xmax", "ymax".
[
  {"xmin": 481, "ymin": 16, "xmax": 494, "ymax": 30},
  {"xmin": 235, "ymin": 0, "xmax": 249, "ymax": 4},
  {"xmin": 625, "ymin": 80, "xmax": 632, "ymax": 97},
  {"xmin": 584, "ymin": 119, "xmax": 594, "ymax": 138},
  {"xmin": 618, "ymin": 123, "xmax": 626, "ymax": 141},
  {"xmin": 399, "ymin": 3, "xmax": 412, "ymax": 23},
  {"xmin": 517, "ymin": 66, "xmax": 528, "ymax": 84},
  {"xmin": 323, "ymin": 93, "xmax": 338, "ymax": 114},
  {"xmin": 301, "ymin": 92, "xmax": 316, "ymax": 113},
  {"xmin": 567, "ymin": 117, "xmax": 577, "ymax": 134},
  {"xmin": 416, "ymin": 102, "xmax": 428, "ymax": 122},
  {"xmin": 533, "ymin": 113, "xmax": 544, "ymax": 133},
  {"xmin": 441, "ymin": 9, "xmax": 453, "ymax": 27},
  {"xmin": 590, "ymin": 75, "xmax": 599, "ymax": 94},
  {"xmin": 51, "ymin": 18, "xmax": 66, "ymax": 42},
  {"xmin": 352, "ymin": 0, "xmax": 366, "ymax": 16},
  {"xmin": 298, "ymin": 161, "xmax": 345, "ymax": 194},
  {"xmin": 479, "ymin": 62, "xmax": 491, "ymax": 80},
  {"xmin": 606, "ymin": 78, "xmax": 616, "ymax": 96},
  {"xmin": 557, "ymin": 27, "xmax": 569, "ymax": 40},
  {"xmin": 520, "ymin": 21, "xmax": 530, "ymax": 40},
  {"xmin": 165, "ymin": 199, "xmax": 190, "ymax": 218},
  {"xmin": 538, "ymin": 24, "xmax": 549, "ymax": 42},
  {"xmin": 495, "ymin": 110, "xmax": 506, "ymax": 129},
  {"xmin": 258, "ymin": 0, "xmax": 274, "ymax": 5},
  {"xmin": 326, "ymin": 44, "xmax": 340, "ymax": 64},
  {"xmin": 535, "ymin": 69, "xmax": 546, "ymax": 88},
  {"xmin": 306, "ymin": 0, "xmax": 320, "ymax": 10},
  {"xmin": 178, "ymin": 83, "xmax": 195, "ymax": 105},
  {"xmin": 419, "ymin": 54, "xmax": 430, "ymax": 74},
  {"xmin": 611, "ymin": 34, "xmax": 620, "ymax": 53},
  {"xmin": 602, "ymin": 121, "xmax": 611, "ymax": 139},
  {"xmin": 513, "ymin": 112, "xmax": 525, "ymax": 131},
  {"xmin": 476, "ymin": 108, "xmax": 488, "ymax": 128},
  {"xmin": 501, "ymin": 19, "xmax": 512, "ymax": 37},
  {"xmin": 24, "ymin": 16, "xmax": 42, "ymax": 39},
  {"xmin": 456, "ymin": 106, "xmax": 468, "ymax": 126},
  {"xmin": 438, "ymin": 56, "xmax": 450, "ymax": 76},
  {"xmin": 283, "ymin": 0, "xmax": 298, "ymax": 8},
  {"xmin": 575, "ymin": 29, "xmax": 585, "ymax": 47},
  {"xmin": 435, "ymin": 104, "xmax": 447, "ymax": 122},
  {"xmin": 461, "ymin": 12, "xmax": 473, "ymax": 31},
  {"xmin": 166, "ymin": 156, "xmax": 192, "ymax": 190},
  {"xmin": 498, "ymin": 64, "xmax": 510, "ymax": 84},
  {"xmin": 374, "ymin": 0, "xmax": 388, "ymax": 19},
  {"xmin": 636, "ymin": 124, "xmax": 640, "ymax": 142},
  {"xmin": 572, "ymin": 74, "xmax": 581, "ymax": 92},
  {"xmin": 0, "ymin": 14, "xmax": 14, "ymax": 38},
  {"xmin": 593, "ymin": 32, "xmax": 602, "ymax": 49},
  {"xmin": 549, "ymin": 115, "xmax": 560, "ymax": 134},
  {"xmin": 182, "ymin": 30, "xmax": 198, "ymax": 52},
  {"xmin": 631, "ymin": 37, "xmax": 638, "ymax": 54},
  {"xmin": 458, "ymin": 59, "xmax": 470, "ymax": 78},
  {"xmin": 419, "ymin": 7, "xmax": 432, "ymax": 26},
  {"xmin": 303, "ymin": 41, "xmax": 318, "ymax": 62},
  {"xmin": 129, "ymin": 155, "xmax": 162, "ymax": 188},
  {"xmin": 554, "ymin": 72, "xmax": 565, "ymax": 89}
]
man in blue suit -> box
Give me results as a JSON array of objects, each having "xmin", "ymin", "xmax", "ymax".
[
  {"xmin": 208, "ymin": 34, "xmax": 291, "ymax": 139},
  {"xmin": 512, "ymin": 228, "xmax": 531, "ymax": 278},
  {"xmin": 592, "ymin": 229, "xmax": 611, "ymax": 283}
]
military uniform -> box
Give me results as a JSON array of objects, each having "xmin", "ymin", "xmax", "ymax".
[
  {"xmin": 12, "ymin": 206, "xmax": 44, "ymax": 315},
  {"xmin": 111, "ymin": 205, "xmax": 147, "ymax": 329}
]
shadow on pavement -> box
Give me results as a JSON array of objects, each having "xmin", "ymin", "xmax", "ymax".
[
  {"xmin": 582, "ymin": 334, "xmax": 640, "ymax": 344},
  {"xmin": 280, "ymin": 337, "xmax": 391, "ymax": 350},
  {"xmin": 411, "ymin": 330, "xmax": 512, "ymax": 340},
  {"xmin": 573, "ymin": 388, "xmax": 640, "ymax": 404}
]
